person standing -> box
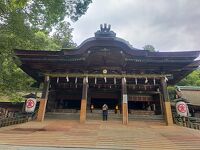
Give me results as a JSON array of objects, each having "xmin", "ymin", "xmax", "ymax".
[
  {"xmin": 90, "ymin": 104, "xmax": 94, "ymax": 113},
  {"xmin": 115, "ymin": 105, "xmax": 119, "ymax": 114},
  {"xmin": 102, "ymin": 104, "xmax": 108, "ymax": 121}
]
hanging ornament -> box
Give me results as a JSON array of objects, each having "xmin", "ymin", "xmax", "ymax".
[
  {"xmin": 66, "ymin": 76, "xmax": 69, "ymax": 82},
  {"xmin": 123, "ymin": 77, "xmax": 126, "ymax": 83},
  {"xmin": 114, "ymin": 77, "xmax": 116, "ymax": 84},
  {"xmin": 135, "ymin": 78, "xmax": 138, "ymax": 85},
  {"xmin": 153, "ymin": 78, "xmax": 156, "ymax": 85},
  {"xmin": 145, "ymin": 77, "xmax": 148, "ymax": 84},
  {"xmin": 164, "ymin": 76, "xmax": 168, "ymax": 82},
  {"xmin": 85, "ymin": 76, "xmax": 88, "ymax": 83},
  {"xmin": 46, "ymin": 76, "xmax": 50, "ymax": 81},
  {"xmin": 95, "ymin": 77, "xmax": 97, "ymax": 84},
  {"xmin": 75, "ymin": 77, "xmax": 77, "ymax": 84},
  {"xmin": 104, "ymin": 77, "xmax": 107, "ymax": 83},
  {"xmin": 103, "ymin": 69, "xmax": 107, "ymax": 74},
  {"xmin": 57, "ymin": 77, "xmax": 59, "ymax": 83}
]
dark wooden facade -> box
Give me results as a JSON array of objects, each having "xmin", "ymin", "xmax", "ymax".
[{"xmin": 14, "ymin": 24, "xmax": 200, "ymax": 125}]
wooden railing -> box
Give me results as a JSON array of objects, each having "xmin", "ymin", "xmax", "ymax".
[
  {"xmin": 0, "ymin": 115, "xmax": 28, "ymax": 128},
  {"xmin": 0, "ymin": 110, "xmax": 38, "ymax": 128},
  {"xmin": 172, "ymin": 113, "xmax": 200, "ymax": 130}
]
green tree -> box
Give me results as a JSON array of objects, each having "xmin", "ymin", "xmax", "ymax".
[
  {"xmin": 52, "ymin": 21, "xmax": 76, "ymax": 48},
  {"xmin": 0, "ymin": 0, "xmax": 92, "ymax": 101},
  {"xmin": 178, "ymin": 70, "xmax": 200, "ymax": 86},
  {"xmin": 143, "ymin": 45, "xmax": 155, "ymax": 52},
  {"xmin": 167, "ymin": 86, "xmax": 176, "ymax": 100},
  {"xmin": 0, "ymin": 0, "xmax": 92, "ymax": 31}
]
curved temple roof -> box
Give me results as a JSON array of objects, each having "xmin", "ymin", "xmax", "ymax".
[{"xmin": 14, "ymin": 24, "xmax": 200, "ymax": 84}]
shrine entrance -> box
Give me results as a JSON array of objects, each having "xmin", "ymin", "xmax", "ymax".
[
  {"xmin": 87, "ymin": 90, "xmax": 121, "ymax": 120},
  {"xmin": 91, "ymin": 98, "xmax": 118, "ymax": 109},
  {"xmin": 128, "ymin": 101, "xmax": 146, "ymax": 110},
  {"xmin": 61, "ymin": 99, "xmax": 81, "ymax": 109},
  {"xmin": 89, "ymin": 88, "xmax": 121, "ymax": 111}
]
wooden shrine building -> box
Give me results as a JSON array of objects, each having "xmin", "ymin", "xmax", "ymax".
[{"xmin": 14, "ymin": 24, "xmax": 200, "ymax": 125}]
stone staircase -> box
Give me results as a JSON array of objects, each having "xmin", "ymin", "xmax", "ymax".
[
  {"xmin": 45, "ymin": 110, "xmax": 164, "ymax": 121},
  {"xmin": 45, "ymin": 112, "xmax": 80, "ymax": 120},
  {"xmin": 0, "ymin": 120, "xmax": 200, "ymax": 149}
]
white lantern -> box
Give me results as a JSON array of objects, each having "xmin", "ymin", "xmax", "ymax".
[
  {"xmin": 25, "ymin": 98, "xmax": 37, "ymax": 113},
  {"xmin": 176, "ymin": 101, "xmax": 188, "ymax": 117}
]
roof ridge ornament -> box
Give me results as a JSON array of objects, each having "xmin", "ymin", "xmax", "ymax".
[
  {"xmin": 100, "ymin": 23, "xmax": 111, "ymax": 32},
  {"xmin": 95, "ymin": 23, "xmax": 116, "ymax": 38}
]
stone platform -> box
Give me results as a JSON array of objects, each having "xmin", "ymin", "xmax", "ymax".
[{"xmin": 0, "ymin": 119, "xmax": 200, "ymax": 150}]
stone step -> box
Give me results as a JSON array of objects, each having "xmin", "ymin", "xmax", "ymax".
[
  {"xmin": 45, "ymin": 112, "xmax": 79, "ymax": 120},
  {"xmin": 1, "ymin": 120, "xmax": 200, "ymax": 150},
  {"xmin": 45, "ymin": 112, "xmax": 164, "ymax": 120}
]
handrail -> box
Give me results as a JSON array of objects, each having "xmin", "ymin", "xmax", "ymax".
[
  {"xmin": 0, "ymin": 110, "xmax": 38, "ymax": 128},
  {"xmin": 172, "ymin": 112, "xmax": 200, "ymax": 130},
  {"xmin": 0, "ymin": 115, "xmax": 28, "ymax": 128}
]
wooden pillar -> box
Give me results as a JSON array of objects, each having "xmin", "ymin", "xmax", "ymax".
[
  {"xmin": 122, "ymin": 77, "xmax": 128, "ymax": 125},
  {"xmin": 161, "ymin": 78, "xmax": 173, "ymax": 126},
  {"xmin": 37, "ymin": 76, "xmax": 50, "ymax": 122},
  {"xmin": 80, "ymin": 77, "xmax": 88, "ymax": 123},
  {"xmin": 159, "ymin": 94, "xmax": 164, "ymax": 115}
]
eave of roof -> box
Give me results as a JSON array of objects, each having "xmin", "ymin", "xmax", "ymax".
[
  {"xmin": 177, "ymin": 86, "xmax": 200, "ymax": 91},
  {"xmin": 13, "ymin": 24, "xmax": 200, "ymax": 84}
]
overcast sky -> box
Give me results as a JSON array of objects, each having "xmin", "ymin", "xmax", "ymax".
[{"xmin": 70, "ymin": 0, "xmax": 200, "ymax": 52}]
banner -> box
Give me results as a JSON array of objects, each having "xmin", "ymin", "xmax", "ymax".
[
  {"xmin": 25, "ymin": 98, "xmax": 37, "ymax": 113},
  {"xmin": 176, "ymin": 101, "xmax": 188, "ymax": 117}
]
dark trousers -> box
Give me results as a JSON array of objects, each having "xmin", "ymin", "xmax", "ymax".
[{"xmin": 103, "ymin": 110, "xmax": 108, "ymax": 121}]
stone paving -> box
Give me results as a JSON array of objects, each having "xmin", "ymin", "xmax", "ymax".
[{"xmin": 0, "ymin": 119, "xmax": 200, "ymax": 150}]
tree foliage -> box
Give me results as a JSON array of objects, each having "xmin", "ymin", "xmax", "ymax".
[
  {"xmin": 143, "ymin": 45, "xmax": 155, "ymax": 52},
  {"xmin": 0, "ymin": 0, "xmax": 92, "ymax": 31},
  {"xmin": 0, "ymin": 0, "xmax": 92, "ymax": 101},
  {"xmin": 178, "ymin": 70, "xmax": 200, "ymax": 86},
  {"xmin": 167, "ymin": 86, "xmax": 176, "ymax": 100}
]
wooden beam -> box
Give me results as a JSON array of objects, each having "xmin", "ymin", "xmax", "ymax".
[
  {"xmin": 159, "ymin": 94, "xmax": 164, "ymax": 115},
  {"xmin": 80, "ymin": 77, "xmax": 88, "ymax": 123},
  {"xmin": 46, "ymin": 73, "xmax": 172, "ymax": 79},
  {"xmin": 37, "ymin": 76, "xmax": 50, "ymax": 122},
  {"xmin": 122, "ymin": 77, "xmax": 128, "ymax": 125}
]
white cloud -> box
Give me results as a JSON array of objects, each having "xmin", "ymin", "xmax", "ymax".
[{"xmin": 71, "ymin": 0, "xmax": 200, "ymax": 51}]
